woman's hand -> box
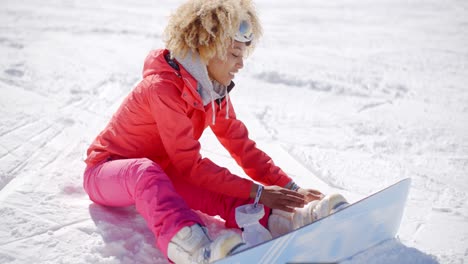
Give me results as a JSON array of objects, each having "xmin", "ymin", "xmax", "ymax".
[
  {"xmin": 253, "ymin": 185, "xmax": 307, "ymax": 212},
  {"xmin": 297, "ymin": 188, "xmax": 324, "ymax": 203}
]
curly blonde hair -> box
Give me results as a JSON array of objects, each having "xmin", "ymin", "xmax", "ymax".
[{"xmin": 164, "ymin": 0, "xmax": 262, "ymax": 63}]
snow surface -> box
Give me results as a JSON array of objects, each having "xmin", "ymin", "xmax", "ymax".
[{"xmin": 0, "ymin": 0, "xmax": 467, "ymax": 263}]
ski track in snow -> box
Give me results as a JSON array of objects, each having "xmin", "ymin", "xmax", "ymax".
[{"xmin": 1, "ymin": 0, "xmax": 467, "ymax": 263}]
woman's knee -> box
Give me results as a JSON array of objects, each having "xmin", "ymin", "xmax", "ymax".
[
  {"xmin": 83, "ymin": 158, "xmax": 168, "ymax": 206},
  {"xmin": 129, "ymin": 158, "xmax": 172, "ymax": 192}
]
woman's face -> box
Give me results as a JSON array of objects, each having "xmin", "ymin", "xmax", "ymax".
[{"xmin": 207, "ymin": 41, "xmax": 246, "ymax": 86}]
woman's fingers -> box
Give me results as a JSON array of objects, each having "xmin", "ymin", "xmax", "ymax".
[
  {"xmin": 276, "ymin": 204, "xmax": 296, "ymax": 213},
  {"xmin": 307, "ymin": 189, "xmax": 323, "ymax": 196},
  {"xmin": 282, "ymin": 193, "xmax": 306, "ymax": 207},
  {"xmin": 261, "ymin": 185, "xmax": 307, "ymax": 210},
  {"xmin": 298, "ymin": 188, "xmax": 324, "ymax": 202},
  {"xmin": 283, "ymin": 188, "xmax": 306, "ymax": 198}
]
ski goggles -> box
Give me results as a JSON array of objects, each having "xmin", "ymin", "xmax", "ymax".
[{"xmin": 234, "ymin": 20, "xmax": 253, "ymax": 43}]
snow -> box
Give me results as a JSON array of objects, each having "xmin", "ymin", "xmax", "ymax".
[{"xmin": 0, "ymin": 0, "xmax": 466, "ymax": 263}]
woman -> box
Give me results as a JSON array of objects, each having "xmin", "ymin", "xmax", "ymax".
[{"xmin": 83, "ymin": 0, "xmax": 347, "ymax": 263}]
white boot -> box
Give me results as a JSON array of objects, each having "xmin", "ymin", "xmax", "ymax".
[
  {"xmin": 313, "ymin": 193, "xmax": 349, "ymax": 220},
  {"xmin": 268, "ymin": 200, "xmax": 318, "ymax": 238},
  {"xmin": 167, "ymin": 224, "xmax": 244, "ymax": 264},
  {"xmin": 268, "ymin": 194, "xmax": 348, "ymax": 238}
]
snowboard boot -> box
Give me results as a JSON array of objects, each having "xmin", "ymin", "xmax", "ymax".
[
  {"xmin": 268, "ymin": 200, "xmax": 318, "ymax": 238},
  {"xmin": 167, "ymin": 224, "xmax": 244, "ymax": 264},
  {"xmin": 268, "ymin": 194, "xmax": 349, "ymax": 238},
  {"xmin": 313, "ymin": 193, "xmax": 349, "ymax": 220}
]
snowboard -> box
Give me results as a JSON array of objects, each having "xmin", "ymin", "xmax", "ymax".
[{"xmin": 216, "ymin": 178, "xmax": 411, "ymax": 263}]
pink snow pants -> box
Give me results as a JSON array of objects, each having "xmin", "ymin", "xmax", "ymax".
[{"xmin": 83, "ymin": 158, "xmax": 270, "ymax": 257}]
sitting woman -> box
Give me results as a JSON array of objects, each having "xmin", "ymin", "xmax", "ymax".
[{"xmin": 83, "ymin": 0, "xmax": 347, "ymax": 263}]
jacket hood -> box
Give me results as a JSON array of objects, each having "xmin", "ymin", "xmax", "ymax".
[
  {"xmin": 142, "ymin": 49, "xmax": 200, "ymax": 104},
  {"xmin": 141, "ymin": 49, "xmax": 234, "ymax": 125},
  {"xmin": 142, "ymin": 49, "xmax": 174, "ymax": 78}
]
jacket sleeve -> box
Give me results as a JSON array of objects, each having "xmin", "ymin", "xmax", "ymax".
[
  {"xmin": 147, "ymin": 78, "xmax": 254, "ymax": 199},
  {"xmin": 210, "ymin": 98, "xmax": 292, "ymax": 188}
]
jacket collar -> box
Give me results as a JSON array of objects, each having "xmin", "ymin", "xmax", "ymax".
[{"xmin": 163, "ymin": 49, "xmax": 235, "ymax": 104}]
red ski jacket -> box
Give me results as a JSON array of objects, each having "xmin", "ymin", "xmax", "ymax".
[{"xmin": 85, "ymin": 49, "xmax": 292, "ymax": 199}]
